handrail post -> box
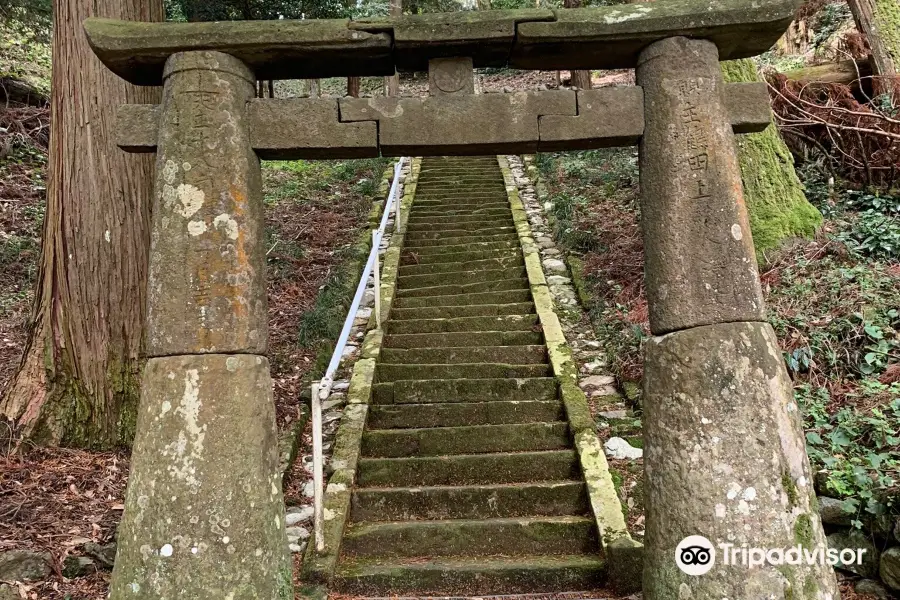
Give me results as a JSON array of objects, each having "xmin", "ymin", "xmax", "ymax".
[
  {"xmin": 311, "ymin": 381, "xmax": 325, "ymax": 552},
  {"xmin": 373, "ymin": 230, "xmax": 382, "ymax": 329}
]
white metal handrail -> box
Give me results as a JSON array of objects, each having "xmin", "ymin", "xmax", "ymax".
[{"xmin": 311, "ymin": 157, "xmax": 406, "ymax": 551}]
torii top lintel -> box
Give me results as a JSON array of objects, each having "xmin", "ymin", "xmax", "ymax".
[{"xmin": 84, "ymin": 0, "xmax": 798, "ymax": 86}]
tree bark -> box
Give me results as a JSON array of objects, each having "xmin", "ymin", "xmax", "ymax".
[
  {"xmin": 384, "ymin": 0, "xmax": 402, "ymax": 97},
  {"xmin": 722, "ymin": 59, "xmax": 823, "ymax": 256},
  {"xmin": 563, "ymin": 0, "xmax": 592, "ymax": 89},
  {"xmin": 347, "ymin": 76, "xmax": 361, "ymax": 97},
  {"xmin": 0, "ymin": 0, "xmax": 162, "ymax": 448},
  {"xmin": 846, "ymin": 0, "xmax": 899, "ymax": 79},
  {"xmin": 783, "ymin": 58, "xmax": 873, "ymax": 85}
]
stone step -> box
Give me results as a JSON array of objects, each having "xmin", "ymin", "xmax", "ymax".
[
  {"xmin": 400, "ymin": 248, "xmax": 521, "ymax": 266},
  {"xmin": 385, "ymin": 313, "xmax": 538, "ymax": 335},
  {"xmin": 356, "ymin": 449, "xmax": 580, "ymax": 487},
  {"xmin": 405, "ymin": 226, "xmax": 517, "ymax": 241},
  {"xmin": 402, "ymin": 239, "xmax": 521, "ymax": 256},
  {"xmin": 393, "ymin": 289, "xmax": 532, "ymax": 308},
  {"xmin": 412, "ymin": 200, "xmax": 511, "ymax": 210},
  {"xmin": 341, "ymin": 515, "xmax": 597, "ymax": 558},
  {"xmin": 406, "ymin": 217, "xmax": 515, "ymax": 231},
  {"xmin": 403, "ymin": 233, "xmax": 521, "ymax": 249},
  {"xmin": 334, "ymin": 554, "xmax": 606, "ymax": 596},
  {"xmin": 362, "ymin": 422, "xmax": 570, "ymax": 457},
  {"xmin": 397, "ymin": 267, "xmax": 528, "ymax": 289},
  {"xmin": 390, "ymin": 302, "xmax": 535, "ymax": 321},
  {"xmin": 375, "ymin": 362, "xmax": 550, "ymax": 382},
  {"xmin": 372, "ymin": 376, "xmax": 557, "ymax": 404},
  {"xmin": 415, "ymin": 180, "xmax": 506, "ymax": 188},
  {"xmin": 398, "ymin": 256, "xmax": 523, "ymax": 277},
  {"xmin": 409, "ymin": 207, "xmax": 511, "ymax": 218},
  {"xmin": 380, "ymin": 345, "xmax": 547, "ymax": 365},
  {"xmin": 382, "ymin": 330, "xmax": 542, "ymax": 349},
  {"xmin": 412, "ymin": 199, "xmax": 511, "ymax": 209},
  {"xmin": 351, "ymin": 481, "xmax": 588, "ymax": 521},
  {"xmin": 414, "ymin": 190, "xmax": 508, "ymax": 198},
  {"xmin": 367, "ymin": 399, "xmax": 564, "ymax": 429},
  {"xmin": 396, "ymin": 278, "xmax": 529, "ymax": 298}
]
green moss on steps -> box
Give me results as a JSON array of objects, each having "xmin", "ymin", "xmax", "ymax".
[
  {"xmin": 351, "ymin": 481, "xmax": 588, "ymax": 521},
  {"xmin": 341, "ymin": 515, "xmax": 597, "ymax": 558},
  {"xmin": 334, "ymin": 554, "xmax": 605, "ymax": 596},
  {"xmin": 356, "ymin": 449, "xmax": 580, "ymax": 487},
  {"xmin": 362, "ymin": 421, "xmax": 571, "ymax": 457},
  {"xmin": 372, "ymin": 376, "xmax": 557, "ymax": 404},
  {"xmin": 368, "ymin": 399, "xmax": 564, "ymax": 429}
]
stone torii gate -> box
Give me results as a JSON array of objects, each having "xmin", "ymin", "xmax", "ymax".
[{"xmin": 85, "ymin": 2, "xmax": 839, "ymax": 598}]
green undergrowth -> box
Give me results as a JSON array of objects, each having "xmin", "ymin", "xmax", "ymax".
[
  {"xmin": 261, "ymin": 157, "xmax": 390, "ymax": 420},
  {"xmin": 537, "ymin": 149, "xmax": 900, "ymax": 531},
  {"xmin": 0, "ymin": 19, "xmax": 51, "ymax": 96}
]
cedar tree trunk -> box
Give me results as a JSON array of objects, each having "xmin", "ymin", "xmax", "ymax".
[{"xmin": 1, "ymin": 0, "xmax": 163, "ymax": 447}]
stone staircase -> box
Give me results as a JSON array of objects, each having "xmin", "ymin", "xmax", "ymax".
[{"xmin": 333, "ymin": 156, "xmax": 606, "ymax": 595}]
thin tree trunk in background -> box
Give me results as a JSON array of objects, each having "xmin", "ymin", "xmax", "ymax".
[
  {"xmin": 268, "ymin": 80, "xmax": 275, "ymax": 98},
  {"xmin": 384, "ymin": 0, "xmax": 402, "ymax": 97},
  {"xmin": 847, "ymin": 0, "xmax": 899, "ymax": 80},
  {"xmin": 348, "ymin": 76, "xmax": 361, "ymax": 97},
  {"xmin": 563, "ymin": 0, "xmax": 592, "ymax": 89},
  {"xmin": 1, "ymin": 0, "xmax": 162, "ymax": 447},
  {"xmin": 308, "ymin": 79, "xmax": 320, "ymax": 97}
]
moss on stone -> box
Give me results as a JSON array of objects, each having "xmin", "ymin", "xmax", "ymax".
[
  {"xmin": 722, "ymin": 59, "xmax": 822, "ymax": 258},
  {"xmin": 565, "ymin": 255, "xmax": 593, "ymax": 308},
  {"xmin": 793, "ymin": 513, "xmax": 814, "ymax": 549},
  {"xmin": 782, "ymin": 469, "xmax": 799, "ymax": 507}
]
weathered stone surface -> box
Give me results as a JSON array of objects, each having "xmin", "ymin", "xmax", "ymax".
[
  {"xmin": 147, "ymin": 51, "xmax": 267, "ymax": 356},
  {"xmin": 856, "ymin": 578, "xmax": 890, "ymax": 599},
  {"xmin": 83, "ymin": 541, "xmax": 117, "ymax": 568},
  {"xmin": 513, "ymin": 0, "xmax": 796, "ymax": 70},
  {"xmin": 83, "ymin": 17, "xmax": 393, "ymax": 86},
  {"xmin": 826, "ymin": 530, "xmax": 879, "ymax": 578},
  {"xmin": 725, "ymin": 81, "xmax": 773, "ymax": 134},
  {"xmin": 603, "ymin": 436, "xmax": 643, "ymax": 460},
  {"xmin": 353, "ymin": 10, "xmax": 554, "ymax": 71},
  {"xmin": 62, "ymin": 556, "xmax": 96, "ymax": 578},
  {"xmin": 88, "ymin": 2, "xmax": 794, "ymax": 84},
  {"xmin": 642, "ymin": 321, "xmax": 838, "ymax": 599},
  {"xmin": 115, "ymin": 83, "xmax": 768, "ymax": 158},
  {"xmin": 340, "ymin": 91, "xmax": 575, "ymax": 155},
  {"xmin": 0, "ymin": 550, "xmax": 51, "ymax": 582},
  {"xmin": 881, "ymin": 546, "xmax": 900, "ymax": 592},
  {"xmin": 818, "ymin": 495, "xmax": 856, "ymax": 526},
  {"xmin": 116, "ymin": 104, "xmax": 159, "ymax": 153},
  {"xmin": 250, "ymin": 99, "xmax": 377, "ymax": 160},
  {"xmin": 428, "ymin": 57, "xmax": 474, "ymax": 96},
  {"xmin": 109, "ymin": 354, "xmax": 291, "ymax": 600},
  {"xmin": 637, "ymin": 37, "xmax": 765, "ymax": 335},
  {"xmin": 539, "ymin": 87, "xmax": 644, "ymax": 150}
]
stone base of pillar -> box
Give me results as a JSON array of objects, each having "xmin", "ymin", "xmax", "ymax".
[
  {"xmin": 110, "ymin": 354, "xmax": 291, "ymax": 600},
  {"xmin": 642, "ymin": 321, "xmax": 839, "ymax": 599}
]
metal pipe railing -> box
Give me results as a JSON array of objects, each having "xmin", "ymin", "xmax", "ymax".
[{"xmin": 311, "ymin": 157, "xmax": 406, "ymax": 551}]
